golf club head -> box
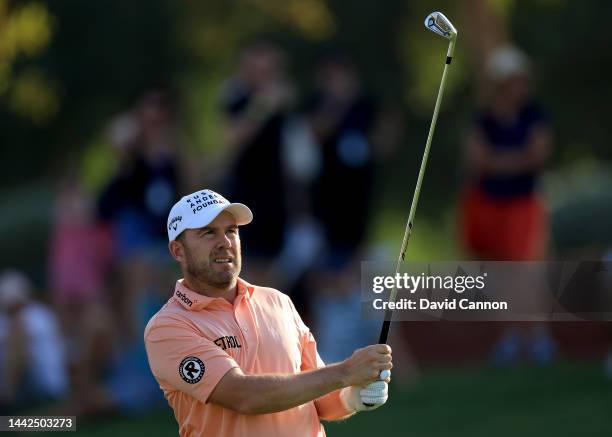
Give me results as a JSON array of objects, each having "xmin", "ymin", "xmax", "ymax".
[{"xmin": 424, "ymin": 11, "xmax": 457, "ymax": 40}]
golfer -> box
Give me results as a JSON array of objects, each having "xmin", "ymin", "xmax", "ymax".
[{"xmin": 144, "ymin": 189, "xmax": 392, "ymax": 437}]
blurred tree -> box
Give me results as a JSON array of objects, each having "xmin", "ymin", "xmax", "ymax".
[
  {"xmin": 0, "ymin": 0, "xmax": 58, "ymax": 124},
  {"xmin": 459, "ymin": 0, "xmax": 509, "ymax": 99},
  {"xmin": 0, "ymin": 0, "xmax": 610, "ymax": 274}
]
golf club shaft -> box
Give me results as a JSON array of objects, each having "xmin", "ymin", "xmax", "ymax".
[{"xmin": 378, "ymin": 39, "xmax": 456, "ymax": 344}]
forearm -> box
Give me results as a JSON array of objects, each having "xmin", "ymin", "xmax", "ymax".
[
  {"xmin": 224, "ymin": 94, "xmax": 282, "ymax": 147},
  {"xmin": 481, "ymin": 148, "xmax": 546, "ymax": 175},
  {"xmin": 483, "ymin": 151, "xmax": 534, "ymax": 174},
  {"xmin": 469, "ymin": 127, "xmax": 551, "ymax": 176},
  {"xmin": 211, "ymin": 363, "xmax": 348, "ymax": 415}
]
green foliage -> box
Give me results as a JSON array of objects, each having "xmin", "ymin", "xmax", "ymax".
[
  {"xmin": 1, "ymin": 0, "xmax": 611, "ymax": 271},
  {"xmin": 0, "ymin": 0, "xmax": 58, "ymax": 123}
]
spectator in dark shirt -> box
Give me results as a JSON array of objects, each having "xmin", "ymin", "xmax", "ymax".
[
  {"xmin": 219, "ymin": 39, "xmax": 295, "ymax": 271},
  {"xmin": 308, "ymin": 53, "xmax": 376, "ymax": 264},
  {"xmin": 99, "ymin": 87, "xmax": 181, "ymax": 258},
  {"xmin": 305, "ymin": 53, "xmax": 379, "ymax": 361},
  {"xmin": 460, "ymin": 45, "xmax": 552, "ymax": 261},
  {"xmin": 459, "ymin": 45, "xmax": 556, "ymax": 366}
]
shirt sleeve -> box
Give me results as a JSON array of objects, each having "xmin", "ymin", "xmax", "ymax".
[
  {"xmin": 288, "ymin": 298, "xmax": 353, "ymax": 421},
  {"xmin": 144, "ymin": 316, "xmax": 239, "ymax": 405}
]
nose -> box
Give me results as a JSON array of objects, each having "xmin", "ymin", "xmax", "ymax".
[{"xmin": 216, "ymin": 233, "xmax": 232, "ymax": 250}]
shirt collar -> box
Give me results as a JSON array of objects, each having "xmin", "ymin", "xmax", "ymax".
[
  {"xmin": 172, "ymin": 277, "xmax": 255, "ymax": 311},
  {"xmin": 237, "ymin": 278, "xmax": 255, "ymax": 298}
]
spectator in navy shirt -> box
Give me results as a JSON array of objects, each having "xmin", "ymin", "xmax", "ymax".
[
  {"xmin": 459, "ymin": 45, "xmax": 556, "ymax": 366},
  {"xmin": 460, "ymin": 45, "xmax": 552, "ymax": 261},
  {"xmin": 219, "ymin": 39, "xmax": 295, "ymax": 265},
  {"xmin": 308, "ymin": 53, "xmax": 377, "ymax": 263}
]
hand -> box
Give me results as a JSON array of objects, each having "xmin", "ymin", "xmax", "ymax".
[
  {"xmin": 340, "ymin": 344, "xmax": 392, "ymax": 387},
  {"xmin": 340, "ymin": 378, "xmax": 389, "ymax": 412},
  {"xmin": 361, "ymin": 370, "xmax": 391, "ymax": 408}
]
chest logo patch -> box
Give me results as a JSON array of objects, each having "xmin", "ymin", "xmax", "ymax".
[{"xmin": 179, "ymin": 356, "xmax": 205, "ymax": 384}]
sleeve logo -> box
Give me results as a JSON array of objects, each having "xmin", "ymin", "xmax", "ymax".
[{"xmin": 179, "ymin": 356, "xmax": 205, "ymax": 384}]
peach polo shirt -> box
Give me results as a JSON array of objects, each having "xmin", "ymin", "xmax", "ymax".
[{"xmin": 144, "ymin": 278, "xmax": 350, "ymax": 437}]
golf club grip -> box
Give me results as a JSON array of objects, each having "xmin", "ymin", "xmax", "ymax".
[{"xmin": 379, "ymin": 319, "xmax": 391, "ymax": 344}]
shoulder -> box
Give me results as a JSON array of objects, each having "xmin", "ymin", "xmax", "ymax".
[
  {"xmin": 248, "ymin": 282, "xmax": 308, "ymax": 330},
  {"xmin": 246, "ymin": 282, "xmax": 299, "ymax": 315},
  {"xmin": 144, "ymin": 300, "xmax": 197, "ymax": 342},
  {"xmin": 251, "ymin": 284, "xmax": 293, "ymax": 307}
]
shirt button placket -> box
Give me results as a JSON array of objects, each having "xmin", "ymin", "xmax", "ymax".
[
  {"xmin": 237, "ymin": 310, "xmax": 250, "ymax": 334},
  {"xmin": 236, "ymin": 300, "xmax": 257, "ymax": 353},
  {"xmin": 234, "ymin": 304, "xmax": 250, "ymax": 347}
]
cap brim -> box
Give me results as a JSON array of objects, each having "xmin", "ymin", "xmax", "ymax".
[{"xmin": 222, "ymin": 203, "xmax": 253, "ymax": 226}]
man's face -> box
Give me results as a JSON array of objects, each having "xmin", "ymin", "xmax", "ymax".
[{"xmin": 177, "ymin": 211, "xmax": 242, "ymax": 289}]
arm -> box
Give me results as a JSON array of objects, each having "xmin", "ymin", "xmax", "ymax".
[
  {"xmin": 209, "ymin": 344, "xmax": 391, "ymax": 415},
  {"xmin": 211, "ymin": 104, "xmax": 270, "ymax": 182},
  {"xmin": 300, "ymin": 330, "xmax": 353, "ymax": 421},
  {"xmin": 209, "ymin": 362, "xmax": 343, "ymax": 415},
  {"xmin": 218, "ymin": 89, "xmax": 287, "ymax": 178},
  {"xmin": 223, "ymin": 112, "xmax": 267, "ymax": 150},
  {"xmin": 524, "ymin": 124, "xmax": 552, "ymax": 169},
  {"xmin": 223, "ymin": 82, "xmax": 293, "ymax": 149},
  {"xmin": 465, "ymin": 124, "xmax": 552, "ymax": 176},
  {"xmin": 293, "ymin": 300, "xmax": 389, "ymax": 421}
]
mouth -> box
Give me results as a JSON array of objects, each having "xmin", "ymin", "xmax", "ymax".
[{"xmin": 213, "ymin": 256, "xmax": 234, "ymax": 265}]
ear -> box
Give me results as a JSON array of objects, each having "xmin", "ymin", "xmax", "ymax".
[{"xmin": 168, "ymin": 240, "xmax": 184, "ymax": 263}]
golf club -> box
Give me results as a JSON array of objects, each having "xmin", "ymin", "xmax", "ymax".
[{"xmin": 377, "ymin": 11, "xmax": 458, "ymax": 346}]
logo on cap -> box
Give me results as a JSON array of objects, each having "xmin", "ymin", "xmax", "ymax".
[
  {"xmin": 185, "ymin": 191, "xmax": 228, "ymax": 215},
  {"xmin": 168, "ymin": 215, "xmax": 182, "ymax": 231}
]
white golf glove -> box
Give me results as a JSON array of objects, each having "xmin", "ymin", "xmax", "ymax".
[{"xmin": 340, "ymin": 374, "xmax": 389, "ymax": 412}]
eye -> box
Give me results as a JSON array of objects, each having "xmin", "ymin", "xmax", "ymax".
[{"xmin": 226, "ymin": 228, "xmax": 238, "ymax": 235}]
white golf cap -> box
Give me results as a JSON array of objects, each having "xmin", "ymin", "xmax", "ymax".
[
  {"xmin": 167, "ymin": 189, "xmax": 253, "ymax": 241},
  {"xmin": 486, "ymin": 45, "xmax": 530, "ymax": 81}
]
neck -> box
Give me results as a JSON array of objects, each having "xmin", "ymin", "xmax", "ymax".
[{"xmin": 182, "ymin": 275, "xmax": 238, "ymax": 304}]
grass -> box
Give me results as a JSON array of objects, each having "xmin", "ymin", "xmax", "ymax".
[
  {"xmin": 33, "ymin": 361, "xmax": 612, "ymax": 436},
  {"xmin": 327, "ymin": 361, "xmax": 612, "ymax": 437}
]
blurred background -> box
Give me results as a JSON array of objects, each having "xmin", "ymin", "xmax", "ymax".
[{"xmin": 1, "ymin": 0, "xmax": 611, "ymax": 435}]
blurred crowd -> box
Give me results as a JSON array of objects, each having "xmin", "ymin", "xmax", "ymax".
[{"xmin": 1, "ymin": 38, "xmax": 608, "ymax": 418}]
